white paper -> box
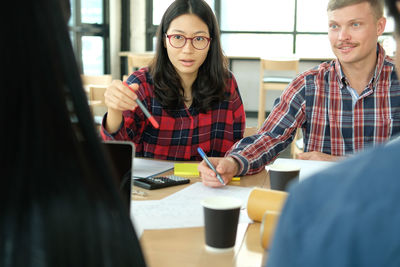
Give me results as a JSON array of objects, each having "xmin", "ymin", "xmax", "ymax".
[
  {"xmin": 267, "ymin": 158, "xmax": 336, "ymax": 181},
  {"xmin": 130, "ymin": 182, "xmax": 253, "ymax": 230},
  {"xmin": 132, "ymin": 158, "xmax": 174, "ymax": 178}
]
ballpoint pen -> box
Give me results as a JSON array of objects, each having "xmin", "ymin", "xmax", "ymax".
[
  {"xmin": 197, "ymin": 147, "xmax": 225, "ymax": 185},
  {"xmin": 122, "ymin": 81, "xmax": 159, "ymax": 129}
]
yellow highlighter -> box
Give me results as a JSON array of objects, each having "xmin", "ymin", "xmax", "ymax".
[{"xmin": 232, "ymin": 177, "xmax": 241, "ymax": 181}]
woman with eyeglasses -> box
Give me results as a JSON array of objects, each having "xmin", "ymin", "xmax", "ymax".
[{"xmin": 102, "ymin": 0, "xmax": 245, "ymax": 161}]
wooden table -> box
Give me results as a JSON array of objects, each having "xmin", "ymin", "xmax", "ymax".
[{"xmin": 133, "ymin": 169, "xmax": 270, "ymax": 267}]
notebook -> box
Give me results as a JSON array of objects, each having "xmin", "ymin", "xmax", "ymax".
[
  {"xmin": 102, "ymin": 140, "xmax": 135, "ymax": 210},
  {"xmin": 132, "ymin": 158, "xmax": 174, "ymax": 178}
]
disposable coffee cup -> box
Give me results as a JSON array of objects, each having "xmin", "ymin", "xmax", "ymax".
[
  {"xmin": 260, "ymin": 210, "xmax": 280, "ymax": 249},
  {"xmin": 247, "ymin": 188, "xmax": 288, "ymax": 222},
  {"xmin": 201, "ymin": 196, "xmax": 242, "ymax": 252},
  {"xmin": 268, "ymin": 164, "xmax": 300, "ymax": 191}
]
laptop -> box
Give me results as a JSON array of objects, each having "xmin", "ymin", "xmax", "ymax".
[{"xmin": 102, "ymin": 140, "xmax": 135, "ymax": 211}]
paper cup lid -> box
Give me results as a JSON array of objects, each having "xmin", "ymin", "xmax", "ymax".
[
  {"xmin": 201, "ymin": 196, "xmax": 242, "ymax": 210},
  {"xmin": 268, "ymin": 163, "xmax": 300, "ymax": 172}
]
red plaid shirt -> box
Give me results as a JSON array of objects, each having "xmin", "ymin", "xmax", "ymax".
[
  {"xmin": 229, "ymin": 44, "xmax": 400, "ymax": 175},
  {"xmin": 101, "ymin": 68, "xmax": 245, "ymax": 161}
]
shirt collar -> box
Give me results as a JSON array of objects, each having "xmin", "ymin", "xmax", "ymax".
[{"xmin": 333, "ymin": 43, "xmax": 386, "ymax": 90}]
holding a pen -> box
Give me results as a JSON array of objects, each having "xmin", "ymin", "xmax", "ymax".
[
  {"xmin": 100, "ymin": 0, "xmax": 246, "ymax": 161},
  {"xmin": 197, "ymin": 147, "xmax": 225, "ymax": 186},
  {"xmin": 197, "ymin": 148, "xmax": 241, "ymax": 188}
]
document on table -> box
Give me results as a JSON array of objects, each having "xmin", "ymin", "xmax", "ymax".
[
  {"xmin": 132, "ymin": 158, "xmax": 174, "ymax": 178},
  {"xmin": 130, "ymin": 182, "xmax": 253, "ymax": 231},
  {"xmin": 268, "ymin": 158, "xmax": 337, "ymax": 181}
]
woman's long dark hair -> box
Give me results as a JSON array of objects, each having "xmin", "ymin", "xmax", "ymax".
[
  {"xmin": 150, "ymin": 0, "xmax": 228, "ymax": 113},
  {"xmin": 0, "ymin": 0, "xmax": 146, "ymax": 266}
]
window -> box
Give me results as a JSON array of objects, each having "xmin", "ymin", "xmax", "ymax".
[
  {"xmin": 69, "ymin": 0, "xmax": 110, "ymax": 75},
  {"xmin": 147, "ymin": 0, "xmax": 396, "ymax": 58}
]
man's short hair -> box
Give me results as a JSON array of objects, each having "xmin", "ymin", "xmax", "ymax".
[{"xmin": 327, "ymin": 0, "xmax": 384, "ymax": 19}]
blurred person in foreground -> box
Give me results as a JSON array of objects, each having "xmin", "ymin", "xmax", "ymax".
[{"xmin": 0, "ymin": 0, "xmax": 146, "ymax": 266}]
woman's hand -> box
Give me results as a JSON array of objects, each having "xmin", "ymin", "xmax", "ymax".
[{"xmin": 104, "ymin": 80, "xmax": 139, "ymax": 133}]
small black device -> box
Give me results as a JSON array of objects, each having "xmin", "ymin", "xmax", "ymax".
[
  {"xmin": 133, "ymin": 175, "xmax": 190, "ymax": 190},
  {"xmin": 102, "ymin": 141, "xmax": 134, "ymax": 211}
]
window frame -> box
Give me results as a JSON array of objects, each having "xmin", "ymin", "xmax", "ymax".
[
  {"xmin": 146, "ymin": 0, "xmax": 393, "ymax": 58},
  {"xmin": 69, "ymin": 0, "xmax": 111, "ymax": 74}
]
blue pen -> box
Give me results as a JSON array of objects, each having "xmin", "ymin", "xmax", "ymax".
[{"xmin": 197, "ymin": 147, "xmax": 225, "ymax": 185}]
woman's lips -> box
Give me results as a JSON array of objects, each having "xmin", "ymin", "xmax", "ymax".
[{"xmin": 180, "ymin": 59, "xmax": 195, "ymax": 67}]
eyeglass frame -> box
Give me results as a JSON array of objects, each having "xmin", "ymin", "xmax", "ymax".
[{"xmin": 165, "ymin": 34, "xmax": 212, "ymax": 50}]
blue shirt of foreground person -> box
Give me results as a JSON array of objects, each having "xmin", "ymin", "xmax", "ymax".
[{"xmin": 266, "ymin": 137, "xmax": 400, "ymax": 267}]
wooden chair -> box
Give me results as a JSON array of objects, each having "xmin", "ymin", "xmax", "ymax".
[
  {"xmin": 127, "ymin": 52, "xmax": 154, "ymax": 74},
  {"xmin": 81, "ymin": 74, "xmax": 112, "ymax": 86},
  {"xmin": 80, "ymin": 75, "xmax": 112, "ymax": 120},
  {"xmin": 291, "ymin": 128, "xmax": 304, "ymax": 159},
  {"xmin": 244, "ymin": 126, "xmax": 258, "ymax": 138},
  {"xmin": 81, "ymin": 74, "xmax": 113, "ymax": 97},
  {"xmin": 258, "ymin": 57, "xmax": 299, "ymax": 128},
  {"xmin": 88, "ymin": 85, "xmax": 108, "ymax": 118}
]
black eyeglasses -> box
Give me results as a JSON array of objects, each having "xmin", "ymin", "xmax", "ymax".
[{"xmin": 165, "ymin": 34, "xmax": 211, "ymax": 50}]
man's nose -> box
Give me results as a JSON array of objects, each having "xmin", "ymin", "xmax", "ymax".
[{"xmin": 338, "ymin": 27, "xmax": 351, "ymax": 41}]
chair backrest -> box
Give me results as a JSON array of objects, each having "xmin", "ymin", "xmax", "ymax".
[
  {"xmin": 127, "ymin": 53, "xmax": 154, "ymax": 73},
  {"xmin": 82, "ymin": 75, "xmax": 111, "ymax": 119},
  {"xmin": 244, "ymin": 127, "xmax": 258, "ymax": 137},
  {"xmin": 260, "ymin": 57, "xmax": 299, "ymax": 73},
  {"xmin": 258, "ymin": 57, "xmax": 299, "ymax": 128},
  {"xmin": 81, "ymin": 74, "xmax": 112, "ymax": 86},
  {"xmin": 260, "ymin": 57, "xmax": 299, "ymax": 84},
  {"xmin": 81, "ymin": 74, "xmax": 112, "ymax": 99},
  {"xmin": 89, "ymin": 85, "xmax": 107, "ymax": 103},
  {"xmin": 88, "ymin": 85, "xmax": 108, "ymax": 117}
]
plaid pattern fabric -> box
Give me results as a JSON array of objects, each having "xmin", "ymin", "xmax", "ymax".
[
  {"xmin": 101, "ymin": 68, "xmax": 245, "ymax": 161},
  {"xmin": 229, "ymin": 44, "xmax": 400, "ymax": 176}
]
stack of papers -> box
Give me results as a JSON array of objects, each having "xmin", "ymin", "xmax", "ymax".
[
  {"xmin": 130, "ymin": 182, "xmax": 253, "ymax": 231},
  {"xmin": 132, "ymin": 158, "xmax": 174, "ymax": 178}
]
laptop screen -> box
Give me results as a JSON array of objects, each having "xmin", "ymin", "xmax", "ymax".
[{"xmin": 102, "ymin": 141, "xmax": 135, "ymax": 211}]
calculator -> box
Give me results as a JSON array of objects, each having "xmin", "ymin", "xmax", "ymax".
[{"xmin": 133, "ymin": 175, "xmax": 190, "ymax": 190}]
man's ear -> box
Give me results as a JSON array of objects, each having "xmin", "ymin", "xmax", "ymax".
[{"xmin": 377, "ymin": 17, "xmax": 387, "ymax": 36}]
